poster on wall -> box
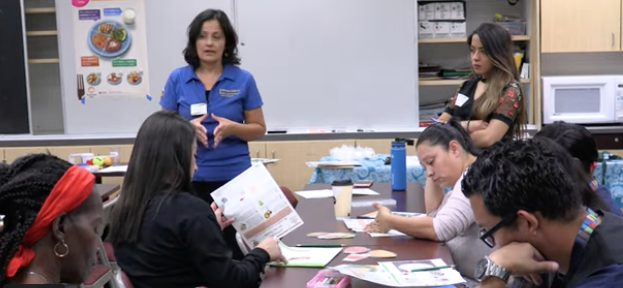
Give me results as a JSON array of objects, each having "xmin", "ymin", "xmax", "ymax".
[{"xmin": 71, "ymin": 0, "xmax": 149, "ymax": 102}]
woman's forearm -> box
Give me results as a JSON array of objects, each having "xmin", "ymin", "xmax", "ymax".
[
  {"xmin": 387, "ymin": 215, "xmax": 439, "ymax": 241},
  {"xmin": 425, "ymin": 178, "xmax": 445, "ymax": 214},
  {"xmin": 229, "ymin": 122, "xmax": 266, "ymax": 141}
]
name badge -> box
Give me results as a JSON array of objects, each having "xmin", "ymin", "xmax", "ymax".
[
  {"xmin": 455, "ymin": 93, "xmax": 469, "ymax": 107},
  {"xmin": 190, "ymin": 103, "xmax": 207, "ymax": 116},
  {"xmin": 219, "ymin": 89, "xmax": 240, "ymax": 97}
]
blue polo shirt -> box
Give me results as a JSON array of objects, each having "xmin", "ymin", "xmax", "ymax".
[{"xmin": 160, "ymin": 64, "xmax": 263, "ymax": 182}]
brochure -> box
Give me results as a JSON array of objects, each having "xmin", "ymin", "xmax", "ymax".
[
  {"xmin": 211, "ymin": 163, "xmax": 304, "ymax": 247},
  {"xmin": 269, "ymin": 242, "xmax": 343, "ymax": 268},
  {"xmin": 331, "ymin": 258, "xmax": 465, "ymax": 287}
]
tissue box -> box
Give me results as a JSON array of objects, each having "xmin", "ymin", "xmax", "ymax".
[
  {"xmin": 434, "ymin": 22, "xmax": 451, "ymax": 38},
  {"xmin": 418, "ymin": 3, "xmax": 435, "ymax": 20},
  {"xmin": 450, "ymin": 22, "xmax": 467, "ymax": 38},
  {"xmin": 434, "ymin": 2, "xmax": 452, "ymax": 20},
  {"xmin": 418, "ymin": 21, "xmax": 435, "ymax": 39}
]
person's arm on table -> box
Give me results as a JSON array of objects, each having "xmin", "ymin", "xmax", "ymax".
[{"xmin": 424, "ymin": 177, "xmax": 446, "ymax": 214}]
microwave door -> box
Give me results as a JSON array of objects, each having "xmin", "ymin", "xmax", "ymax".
[
  {"xmin": 616, "ymin": 80, "xmax": 623, "ymax": 122},
  {"xmin": 548, "ymin": 85, "xmax": 615, "ymax": 124}
]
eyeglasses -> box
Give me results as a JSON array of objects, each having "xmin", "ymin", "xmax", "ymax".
[{"xmin": 479, "ymin": 213, "xmax": 517, "ymax": 248}]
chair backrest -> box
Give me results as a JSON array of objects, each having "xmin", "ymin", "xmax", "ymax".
[
  {"xmin": 280, "ymin": 186, "xmax": 298, "ymax": 208},
  {"xmin": 119, "ymin": 270, "xmax": 135, "ymax": 288}
]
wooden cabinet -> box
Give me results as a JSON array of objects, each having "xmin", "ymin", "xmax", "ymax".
[{"xmin": 541, "ymin": 0, "xmax": 622, "ymax": 53}]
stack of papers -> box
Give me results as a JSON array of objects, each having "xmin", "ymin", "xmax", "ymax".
[
  {"xmin": 342, "ymin": 219, "xmax": 408, "ymax": 238},
  {"xmin": 295, "ymin": 188, "xmax": 379, "ymax": 199},
  {"xmin": 269, "ymin": 242, "xmax": 342, "ymax": 268},
  {"xmin": 251, "ymin": 158, "xmax": 280, "ymax": 164},
  {"xmin": 96, "ymin": 165, "xmax": 128, "ymax": 173},
  {"xmin": 330, "ymin": 258, "xmax": 465, "ymax": 287}
]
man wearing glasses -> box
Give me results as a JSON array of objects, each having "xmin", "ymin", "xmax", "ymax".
[{"xmin": 461, "ymin": 138, "xmax": 623, "ymax": 288}]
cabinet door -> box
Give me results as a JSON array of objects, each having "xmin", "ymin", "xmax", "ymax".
[
  {"xmin": 266, "ymin": 140, "xmax": 355, "ymax": 191},
  {"xmin": 541, "ymin": 0, "xmax": 621, "ymax": 52},
  {"xmin": 248, "ymin": 141, "xmax": 267, "ymax": 159},
  {"xmin": 356, "ymin": 139, "xmax": 419, "ymax": 156}
]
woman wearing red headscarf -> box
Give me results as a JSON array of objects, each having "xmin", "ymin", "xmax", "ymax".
[{"xmin": 0, "ymin": 154, "xmax": 104, "ymax": 285}]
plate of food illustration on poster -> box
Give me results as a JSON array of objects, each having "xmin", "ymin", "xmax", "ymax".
[{"xmin": 72, "ymin": 0, "xmax": 149, "ymax": 101}]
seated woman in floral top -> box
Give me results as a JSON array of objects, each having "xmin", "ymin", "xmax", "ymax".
[{"xmin": 437, "ymin": 23, "xmax": 527, "ymax": 149}]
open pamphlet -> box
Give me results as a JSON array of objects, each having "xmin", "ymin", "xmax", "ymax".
[
  {"xmin": 330, "ymin": 258, "xmax": 464, "ymax": 287},
  {"xmin": 269, "ymin": 241, "xmax": 343, "ymax": 268},
  {"xmin": 343, "ymin": 218, "xmax": 425, "ymax": 237},
  {"xmin": 211, "ymin": 163, "xmax": 304, "ymax": 248}
]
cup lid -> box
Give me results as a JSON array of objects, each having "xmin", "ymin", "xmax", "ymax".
[{"xmin": 331, "ymin": 179, "xmax": 353, "ymax": 186}]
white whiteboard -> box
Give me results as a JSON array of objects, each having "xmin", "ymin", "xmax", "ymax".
[
  {"xmin": 56, "ymin": 0, "xmax": 418, "ymax": 134},
  {"xmin": 236, "ymin": 0, "xmax": 418, "ymax": 130},
  {"xmin": 56, "ymin": 0, "xmax": 234, "ymax": 134}
]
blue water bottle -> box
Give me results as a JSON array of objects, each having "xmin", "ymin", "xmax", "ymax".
[{"xmin": 391, "ymin": 138, "xmax": 414, "ymax": 191}]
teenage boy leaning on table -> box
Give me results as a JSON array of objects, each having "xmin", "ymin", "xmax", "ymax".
[{"xmin": 461, "ymin": 138, "xmax": 623, "ymax": 288}]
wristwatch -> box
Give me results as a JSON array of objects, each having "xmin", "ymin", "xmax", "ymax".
[{"xmin": 474, "ymin": 256, "xmax": 511, "ymax": 283}]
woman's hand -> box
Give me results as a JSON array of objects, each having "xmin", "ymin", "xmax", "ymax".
[
  {"xmin": 210, "ymin": 202, "xmax": 235, "ymax": 230},
  {"xmin": 467, "ymin": 120, "xmax": 489, "ymax": 133},
  {"xmin": 256, "ymin": 237, "xmax": 286, "ymax": 262},
  {"xmin": 190, "ymin": 114, "xmax": 209, "ymax": 147},
  {"xmin": 212, "ymin": 114, "xmax": 237, "ymax": 147},
  {"xmin": 364, "ymin": 202, "xmax": 393, "ymax": 233}
]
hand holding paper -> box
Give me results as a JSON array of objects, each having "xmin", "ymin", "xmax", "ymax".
[
  {"xmin": 256, "ymin": 237, "xmax": 286, "ymax": 262},
  {"xmin": 211, "ymin": 202, "xmax": 234, "ymax": 230}
]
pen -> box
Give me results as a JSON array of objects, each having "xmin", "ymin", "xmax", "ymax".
[
  {"xmin": 295, "ymin": 244, "xmax": 345, "ymax": 248},
  {"xmin": 410, "ymin": 265, "xmax": 450, "ymax": 273}
]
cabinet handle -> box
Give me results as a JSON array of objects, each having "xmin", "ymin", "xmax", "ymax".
[
  {"xmin": 256, "ymin": 150, "xmax": 260, "ymax": 158},
  {"xmin": 271, "ymin": 150, "xmax": 275, "ymax": 159},
  {"xmin": 613, "ymin": 33, "xmax": 615, "ymax": 47}
]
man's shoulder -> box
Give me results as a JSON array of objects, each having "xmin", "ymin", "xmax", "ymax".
[{"xmin": 574, "ymin": 264, "xmax": 623, "ymax": 288}]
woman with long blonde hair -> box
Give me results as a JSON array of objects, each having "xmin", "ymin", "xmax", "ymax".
[{"xmin": 438, "ymin": 23, "xmax": 527, "ymax": 148}]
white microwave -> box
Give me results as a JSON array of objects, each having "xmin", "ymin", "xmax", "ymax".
[{"xmin": 542, "ymin": 75, "xmax": 623, "ymax": 124}]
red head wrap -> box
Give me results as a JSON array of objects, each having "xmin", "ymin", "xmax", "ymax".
[{"xmin": 5, "ymin": 165, "xmax": 95, "ymax": 277}]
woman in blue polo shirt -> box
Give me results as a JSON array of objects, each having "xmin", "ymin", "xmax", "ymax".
[{"xmin": 160, "ymin": 9, "xmax": 266, "ymax": 260}]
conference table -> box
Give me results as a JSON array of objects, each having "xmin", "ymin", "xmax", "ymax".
[{"xmin": 260, "ymin": 183, "xmax": 456, "ymax": 288}]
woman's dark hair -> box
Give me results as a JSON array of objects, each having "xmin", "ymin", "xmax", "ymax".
[
  {"xmin": 108, "ymin": 111, "xmax": 196, "ymax": 244},
  {"xmin": 0, "ymin": 154, "xmax": 72, "ymax": 285},
  {"xmin": 534, "ymin": 121, "xmax": 598, "ymax": 174},
  {"xmin": 184, "ymin": 9, "xmax": 240, "ymax": 67},
  {"xmin": 534, "ymin": 121, "xmax": 612, "ymax": 213},
  {"xmin": 467, "ymin": 23, "xmax": 527, "ymax": 139},
  {"xmin": 416, "ymin": 119, "xmax": 479, "ymax": 156}
]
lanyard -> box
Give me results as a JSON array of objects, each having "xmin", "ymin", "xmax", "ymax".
[
  {"xmin": 564, "ymin": 208, "xmax": 599, "ymax": 282},
  {"xmin": 589, "ymin": 179, "xmax": 598, "ymax": 191}
]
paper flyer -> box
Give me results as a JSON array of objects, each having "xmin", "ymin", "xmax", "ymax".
[
  {"xmin": 331, "ymin": 259, "xmax": 465, "ymax": 287},
  {"xmin": 211, "ymin": 163, "xmax": 304, "ymax": 247},
  {"xmin": 269, "ymin": 242, "xmax": 342, "ymax": 268},
  {"xmin": 71, "ymin": 0, "xmax": 150, "ymax": 101}
]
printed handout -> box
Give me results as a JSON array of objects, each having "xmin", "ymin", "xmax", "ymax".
[
  {"xmin": 269, "ymin": 241, "xmax": 342, "ymax": 268},
  {"xmin": 331, "ymin": 258, "xmax": 465, "ymax": 287},
  {"xmin": 211, "ymin": 163, "xmax": 304, "ymax": 247},
  {"xmin": 295, "ymin": 188, "xmax": 379, "ymax": 199}
]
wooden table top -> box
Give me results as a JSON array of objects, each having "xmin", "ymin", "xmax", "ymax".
[{"xmin": 261, "ymin": 182, "xmax": 454, "ymax": 288}]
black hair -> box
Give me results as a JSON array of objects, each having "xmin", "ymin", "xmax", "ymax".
[
  {"xmin": 462, "ymin": 138, "xmax": 585, "ymax": 223},
  {"xmin": 534, "ymin": 121, "xmax": 597, "ymax": 174},
  {"xmin": 0, "ymin": 154, "xmax": 73, "ymax": 285},
  {"xmin": 416, "ymin": 119, "xmax": 480, "ymax": 156},
  {"xmin": 108, "ymin": 111, "xmax": 195, "ymax": 244},
  {"xmin": 184, "ymin": 9, "xmax": 240, "ymax": 67},
  {"xmin": 534, "ymin": 121, "xmax": 612, "ymax": 213}
]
